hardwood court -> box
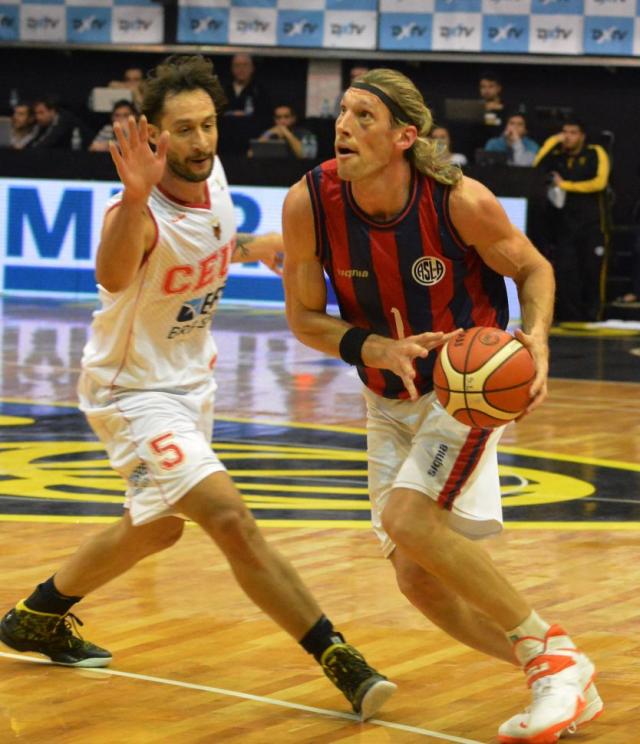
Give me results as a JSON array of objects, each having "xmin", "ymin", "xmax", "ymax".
[{"xmin": 0, "ymin": 300, "xmax": 638, "ymax": 743}]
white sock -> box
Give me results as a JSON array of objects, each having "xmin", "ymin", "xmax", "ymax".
[{"xmin": 506, "ymin": 610, "xmax": 551, "ymax": 666}]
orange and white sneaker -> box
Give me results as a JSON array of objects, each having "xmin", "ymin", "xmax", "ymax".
[
  {"xmin": 497, "ymin": 625, "xmax": 593, "ymax": 744},
  {"xmin": 499, "ymin": 652, "xmax": 603, "ymax": 742}
]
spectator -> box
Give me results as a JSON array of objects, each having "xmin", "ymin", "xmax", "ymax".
[
  {"xmin": 534, "ymin": 118, "xmax": 611, "ymax": 322},
  {"xmin": 429, "ymin": 125, "xmax": 467, "ymax": 167},
  {"xmin": 29, "ymin": 98, "xmax": 88, "ymax": 150},
  {"xmin": 108, "ymin": 67, "xmax": 144, "ymax": 110},
  {"xmin": 479, "ymin": 71, "xmax": 506, "ymax": 127},
  {"xmin": 484, "ymin": 113, "xmax": 539, "ymax": 166},
  {"xmin": 255, "ymin": 104, "xmax": 317, "ymax": 159},
  {"xmin": 89, "ymin": 100, "xmax": 137, "ymax": 153},
  {"xmin": 10, "ymin": 101, "xmax": 37, "ymax": 149},
  {"xmin": 222, "ymin": 53, "xmax": 270, "ymax": 120}
]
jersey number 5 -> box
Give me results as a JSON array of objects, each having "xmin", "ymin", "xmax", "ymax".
[{"xmin": 150, "ymin": 433, "xmax": 185, "ymax": 470}]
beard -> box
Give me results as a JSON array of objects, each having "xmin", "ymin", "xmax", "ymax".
[{"xmin": 167, "ymin": 152, "xmax": 214, "ymax": 183}]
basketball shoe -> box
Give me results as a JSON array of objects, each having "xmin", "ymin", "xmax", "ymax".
[
  {"xmin": 497, "ymin": 625, "xmax": 599, "ymax": 744},
  {"xmin": 0, "ymin": 600, "xmax": 111, "ymax": 667},
  {"xmin": 320, "ymin": 642, "xmax": 397, "ymax": 720}
]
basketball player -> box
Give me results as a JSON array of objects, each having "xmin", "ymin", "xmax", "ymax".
[
  {"xmin": 282, "ymin": 68, "xmax": 602, "ymax": 743},
  {"xmin": 0, "ymin": 56, "xmax": 396, "ymax": 721}
]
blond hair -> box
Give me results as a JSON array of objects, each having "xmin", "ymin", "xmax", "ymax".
[{"xmin": 360, "ymin": 68, "xmax": 462, "ymax": 187}]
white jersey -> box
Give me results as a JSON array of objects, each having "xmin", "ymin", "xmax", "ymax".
[{"xmin": 82, "ymin": 156, "xmax": 235, "ymax": 390}]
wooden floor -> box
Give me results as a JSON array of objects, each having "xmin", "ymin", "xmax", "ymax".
[{"xmin": 0, "ymin": 302, "xmax": 639, "ymax": 743}]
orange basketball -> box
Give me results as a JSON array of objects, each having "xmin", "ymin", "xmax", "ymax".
[{"xmin": 433, "ymin": 327, "xmax": 536, "ymax": 428}]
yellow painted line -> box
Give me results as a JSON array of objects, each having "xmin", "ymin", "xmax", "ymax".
[
  {"xmin": 216, "ymin": 414, "xmax": 366, "ymax": 435},
  {"xmin": 228, "ymin": 470, "xmax": 366, "ymax": 477},
  {"xmin": 235, "ymin": 482, "xmax": 367, "ymax": 494},
  {"xmin": 1, "ymin": 397, "xmax": 639, "ymax": 472},
  {"xmin": 0, "ymin": 513, "xmax": 636, "ymax": 531},
  {"xmin": 0, "ymin": 415, "xmax": 35, "ymax": 427},
  {"xmin": 0, "ymin": 396, "xmax": 78, "ymax": 408},
  {"xmin": 504, "ymin": 521, "xmax": 640, "ymax": 530},
  {"xmin": 498, "ymin": 445, "xmax": 640, "ymax": 472},
  {"xmin": 0, "ymin": 514, "xmax": 119, "ymax": 524}
]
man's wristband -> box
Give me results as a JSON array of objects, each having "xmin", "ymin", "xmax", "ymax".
[{"xmin": 339, "ymin": 327, "xmax": 373, "ymax": 366}]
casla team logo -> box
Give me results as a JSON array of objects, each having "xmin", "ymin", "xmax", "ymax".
[{"xmin": 412, "ymin": 256, "xmax": 446, "ymax": 286}]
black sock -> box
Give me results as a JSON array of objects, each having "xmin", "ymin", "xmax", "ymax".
[
  {"xmin": 23, "ymin": 576, "xmax": 82, "ymax": 616},
  {"xmin": 299, "ymin": 615, "xmax": 345, "ymax": 662}
]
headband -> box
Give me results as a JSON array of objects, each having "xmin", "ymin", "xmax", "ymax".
[{"xmin": 350, "ymin": 81, "xmax": 413, "ymax": 125}]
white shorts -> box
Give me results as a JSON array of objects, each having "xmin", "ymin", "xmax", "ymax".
[
  {"xmin": 364, "ymin": 388, "xmax": 506, "ymax": 558},
  {"xmin": 78, "ymin": 373, "xmax": 225, "ymax": 526}
]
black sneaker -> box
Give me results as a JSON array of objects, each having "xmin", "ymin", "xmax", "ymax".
[
  {"xmin": 320, "ymin": 643, "xmax": 397, "ymax": 720},
  {"xmin": 0, "ymin": 602, "xmax": 112, "ymax": 667}
]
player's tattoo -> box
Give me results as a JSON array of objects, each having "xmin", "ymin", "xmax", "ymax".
[{"xmin": 234, "ymin": 233, "xmax": 255, "ymax": 260}]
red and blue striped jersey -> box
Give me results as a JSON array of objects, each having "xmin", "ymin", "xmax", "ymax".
[{"xmin": 306, "ymin": 159, "xmax": 508, "ymax": 399}]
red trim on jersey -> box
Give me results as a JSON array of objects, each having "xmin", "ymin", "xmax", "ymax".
[
  {"xmin": 369, "ymin": 229, "xmax": 414, "ymax": 340},
  {"xmin": 325, "ymin": 173, "xmax": 387, "ymax": 393},
  {"xmin": 441, "ymin": 185, "xmax": 470, "ymax": 253},
  {"xmin": 142, "ymin": 207, "xmax": 160, "ymax": 265},
  {"xmin": 437, "ymin": 428, "xmax": 489, "ymax": 510},
  {"xmin": 418, "ymin": 178, "xmax": 457, "ymax": 332},
  {"xmin": 157, "ymin": 182, "xmax": 211, "ymax": 210}
]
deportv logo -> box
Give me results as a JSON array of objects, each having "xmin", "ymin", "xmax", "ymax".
[
  {"xmin": 391, "ymin": 21, "xmax": 429, "ymax": 39},
  {"xmin": 282, "ymin": 19, "xmax": 318, "ymax": 37}
]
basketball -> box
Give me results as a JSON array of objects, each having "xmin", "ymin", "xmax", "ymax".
[{"xmin": 433, "ymin": 327, "xmax": 536, "ymax": 428}]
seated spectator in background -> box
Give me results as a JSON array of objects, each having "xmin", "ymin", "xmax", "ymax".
[
  {"xmin": 534, "ymin": 118, "xmax": 611, "ymax": 322},
  {"xmin": 89, "ymin": 99, "xmax": 137, "ymax": 153},
  {"xmin": 108, "ymin": 67, "xmax": 143, "ymax": 110},
  {"xmin": 334, "ymin": 64, "xmax": 370, "ymax": 117},
  {"xmin": 429, "ymin": 125, "xmax": 467, "ymax": 167},
  {"xmin": 29, "ymin": 98, "xmax": 88, "ymax": 150},
  {"xmin": 484, "ymin": 114, "xmax": 539, "ymax": 166},
  {"xmin": 254, "ymin": 104, "xmax": 317, "ymax": 159},
  {"xmin": 10, "ymin": 102, "xmax": 37, "ymax": 149},
  {"xmin": 479, "ymin": 71, "xmax": 506, "ymax": 127},
  {"xmin": 222, "ymin": 53, "xmax": 270, "ymax": 120}
]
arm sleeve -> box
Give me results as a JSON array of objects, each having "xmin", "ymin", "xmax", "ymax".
[
  {"xmin": 559, "ymin": 145, "xmax": 610, "ymax": 193},
  {"xmin": 533, "ymin": 134, "xmax": 562, "ymax": 168}
]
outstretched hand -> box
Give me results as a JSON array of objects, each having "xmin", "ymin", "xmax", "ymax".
[
  {"xmin": 109, "ymin": 115, "xmax": 169, "ymax": 201},
  {"xmin": 514, "ymin": 327, "xmax": 549, "ymax": 417},
  {"xmin": 366, "ymin": 329, "xmax": 463, "ymax": 401}
]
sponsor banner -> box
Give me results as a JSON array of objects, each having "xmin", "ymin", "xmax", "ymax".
[
  {"xmin": 529, "ymin": 13, "xmax": 582, "ymax": 52},
  {"xmin": 635, "ymin": 16, "xmax": 640, "ymax": 55},
  {"xmin": 177, "ymin": 6, "xmax": 229, "ymax": 43},
  {"xmin": 0, "ymin": 4, "xmax": 20, "ymax": 41},
  {"xmin": 66, "ymin": 5, "xmax": 111, "ymax": 42},
  {"xmin": 19, "ymin": 3, "xmax": 64, "ymax": 40},
  {"xmin": 482, "ymin": 13, "xmax": 530, "ymax": 51},
  {"xmin": 111, "ymin": 4, "xmax": 162, "ymax": 42},
  {"xmin": 323, "ymin": 9, "xmax": 377, "ymax": 47},
  {"xmin": 228, "ymin": 5, "xmax": 277, "ymax": 44},
  {"xmin": 432, "ymin": 11, "xmax": 483, "ymax": 50},
  {"xmin": 0, "ymin": 177, "xmax": 524, "ymax": 319},
  {"xmin": 482, "ymin": 0, "xmax": 530, "ymax": 14},
  {"xmin": 584, "ymin": 0, "xmax": 635, "ymax": 16},
  {"xmin": 12, "ymin": 0, "xmax": 162, "ymax": 41},
  {"xmin": 276, "ymin": 8, "xmax": 324, "ymax": 46},
  {"xmin": 378, "ymin": 12, "xmax": 433, "ymax": 50},
  {"xmin": 583, "ymin": 14, "xmax": 634, "ymax": 52},
  {"xmin": 530, "ymin": 0, "xmax": 584, "ymax": 15}
]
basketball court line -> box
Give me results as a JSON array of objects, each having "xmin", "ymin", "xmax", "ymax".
[{"xmin": 0, "ymin": 652, "xmax": 483, "ymax": 744}]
